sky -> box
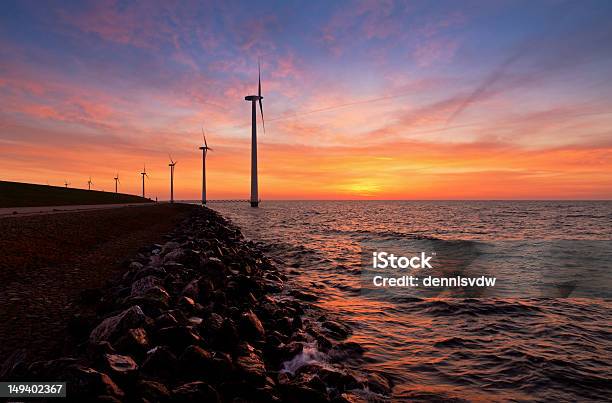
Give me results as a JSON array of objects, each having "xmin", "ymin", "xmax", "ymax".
[{"xmin": 1, "ymin": 0, "xmax": 611, "ymax": 200}]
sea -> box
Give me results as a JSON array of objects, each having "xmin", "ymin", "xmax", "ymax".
[{"xmin": 206, "ymin": 201, "xmax": 612, "ymax": 402}]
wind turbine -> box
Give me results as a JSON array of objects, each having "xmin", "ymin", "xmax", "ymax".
[
  {"xmin": 199, "ymin": 128, "xmax": 213, "ymax": 205},
  {"xmin": 244, "ymin": 61, "xmax": 265, "ymax": 207},
  {"xmin": 113, "ymin": 173, "xmax": 120, "ymax": 193},
  {"xmin": 140, "ymin": 164, "xmax": 149, "ymax": 198},
  {"xmin": 168, "ymin": 154, "xmax": 177, "ymax": 203},
  {"xmin": 64, "ymin": 180, "xmax": 70, "ymax": 188},
  {"xmin": 87, "ymin": 176, "xmax": 94, "ymax": 190}
]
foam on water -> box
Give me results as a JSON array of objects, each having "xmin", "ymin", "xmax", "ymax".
[{"xmin": 280, "ymin": 341, "xmax": 325, "ymax": 375}]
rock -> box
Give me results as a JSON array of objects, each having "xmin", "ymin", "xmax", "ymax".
[
  {"xmin": 309, "ymin": 365, "xmax": 361, "ymax": 391},
  {"xmin": 239, "ymin": 310, "xmax": 266, "ymax": 342},
  {"xmin": 209, "ymin": 318, "xmax": 239, "ymax": 351},
  {"xmin": 133, "ymin": 266, "xmax": 167, "ymax": 281},
  {"xmin": 274, "ymin": 316, "xmax": 293, "ymax": 335},
  {"xmin": 289, "ymin": 290, "xmax": 319, "ymax": 302},
  {"xmin": 89, "ymin": 306, "xmax": 149, "ymax": 343},
  {"xmin": 179, "ymin": 345, "xmax": 214, "ymax": 379},
  {"xmin": 62, "ymin": 365, "xmax": 124, "ymax": 400},
  {"xmin": 129, "ymin": 261, "xmax": 144, "ymax": 271},
  {"xmin": 181, "ymin": 279, "xmax": 200, "ymax": 300},
  {"xmin": 137, "ymin": 379, "xmax": 171, "ymax": 402},
  {"xmin": 67, "ymin": 313, "xmax": 96, "ymax": 340},
  {"xmin": 131, "ymin": 275, "xmax": 162, "ymax": 295},
  {"xmin": 209, "ymin": 351, "xmax": 234, "ymax": 382},
  {"xmin": 156, "ymin": 326, "xmax": 201, "ymax": 353},
  {"xmin": 104, "ymin": 353, "xmax": 138, "ymax": 375},
  {"xmin": 275, "ymin": 341, "xmax": 305, "ymax": 364},
  {"xmin": 293, "ymin": 315, "xmax": 303, "ymax": 330},
  {"xmin": 85, "ymin": 341, "xmax": 115, "ymax": 362},
  {"xmin": 154, "ymin": 312, "xmax": 179, "ymax": 329},
  {"xmin": 235, "ymin": 344, "xmax": 266, "ymax": 384},
  {"xmin": 95, "ymin": 396, "xmax": 122, "ymax": 403},
  {"xmin": 115, "ymin": 327, "xmax": 149, "ymax": 357},
  {"xmin": 178, "ymin": 296, "xmax": 196, "ymax": 310},
  {"xmin": 141, "ymin": 346, "xmax": 178, "ymax": 380},
  {"xmin": 366, "ymin": 372, "xmax": 391, "ymax": 395},
  {"xmin": 329, "ymin": 341, "xmax": 364, "ymax": 363},
  {"xmin": 162, "ymin": 241, "xmax": 181, "ymax": 253},
  {"xmin": 163, "ymin": 248, "xmax": 184, "ymax": 264},
  {"xmin": 126, "ymin": 286, "xmax": 171, "ymax": 313},
  {"xmin": 295, "ymin": 386, "xmax": 330, "ymax": 402},
  {"xmin": 339, "ymin": 391, "xmax": 369, "ymax": 403},
  {"xmin": 172, "ymin": 381, "xmax": 221, "ymax": 403},
  {"xmin": 321, "ymin": 321, "xmax": 350, "ymax": 339}
]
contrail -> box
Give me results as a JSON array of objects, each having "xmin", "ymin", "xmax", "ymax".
[{"xmin": 445, "ymin": 43, "xmax": 532, "ymax": 126}]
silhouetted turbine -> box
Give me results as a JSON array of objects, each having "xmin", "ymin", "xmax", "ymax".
[
  {"xmin": 199, "ymin": 128, "xmax": 213, "ymax": 205},
  {"xmin": 244, "ymin": 61, "xmax": 265, "ymax": 207}
]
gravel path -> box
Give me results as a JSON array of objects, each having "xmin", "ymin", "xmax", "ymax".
[{"xmin": 0, "ymin": 203, "xmax": 195, "ymax": 361}]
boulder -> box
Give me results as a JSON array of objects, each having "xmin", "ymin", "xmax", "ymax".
[
  {"xmin": 321, "ymin": 321, "xmax": 350, "ymax": 339},
  {"xmin": 172, "ymin": 381, "xmax": 221, "ymax": 403},
  {"xmin": 179, "ymin": 345, "xmax": 214, "ymax": 379},
  {"xmin": 154, "ymin": 312, "xmax": 179, "ymax": 329},
  {"xmin": 89, "ymin": 306, "xmax": 149, "ymax": 343},
  {"xmin": 103, "ymin": 353, "xmax": 138, "ymax": 376},
  {"xmin": 130, "ymin": 275, "xmax": 162, "ymax": 296},
  {"xmin": 366, "ymin": 372, "xmax": 391, "ymax": 395},
  {"xmin": 137, "ymin": 379, "xmax": 171, "ymax": 402},
  {"xmin": 239, "ymin": 310, "xmax": 266, "ymax": 342},
  {"xmin": 115, "ymin": 327, "xmax": 149, "ymax": 357},
  {"xmin": 141, "ymin": 346, "xmax": 178, "ymax": 380},
  {"xmin": 235, "ymin": 344, "xmax": 266, "ymax": 384},
  {"xmin": 289, "ymin": 290, "xmax": 319, "ymax": 302},
  {"xmin": 181, "ymin": 279, "xmax": 200, "ymax": 300},
  {"xmin": 155, "ymin": 326, "xmax": 201, "ymax": 353},
  {"xmin": 62, "ymin": 365, "xmax": 124, "ymax": 400}
]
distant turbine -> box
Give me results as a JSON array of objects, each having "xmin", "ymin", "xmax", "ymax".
[
  {"xmin": 87, "ymin": 176, "xmax": 94, "ymax": 190},
  {"xmin": 140, "ymin": 164, "xmax": 149, "ymax": 198},
  {"xmin": 168, "ymin": 154, "xmax": 177, "ymax": 203},
  {"xmin": 199, "ymin": 128, "xmax": 213, "ymax": 205},
  {"xmin": 64, "ymin": 180, "xmax": 70, "ymax": 188},
  {"xmin": 113, "ymin": 173, "xmax": 120, "ymax": 193},
  {"xmin": 244, "ymin": 60, "xmax": 265, "ymax": 207}
]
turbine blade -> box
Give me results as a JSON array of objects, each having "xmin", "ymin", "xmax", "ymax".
[
  {"xmin": 259, "ymin": 98, "xmax": 265, "ymax": 133},
  {"xmin": 202, "ymin": 127, "xmax": 207, "ymax": 146},
  {"xmin": 258, "ymin": 60, "xmax": 265, "ymax": 133}
]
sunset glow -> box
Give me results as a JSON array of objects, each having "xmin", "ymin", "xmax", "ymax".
[{"xmin": 1, "ymin": 1, "xmax": 611, "ymax": 199}]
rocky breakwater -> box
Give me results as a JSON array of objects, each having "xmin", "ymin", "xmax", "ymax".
[{"xmin": 3, "ymin": 206, "xmax": 391, "ymax": 402}]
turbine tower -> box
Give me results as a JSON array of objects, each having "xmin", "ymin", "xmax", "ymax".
[
  {"xmin": 244, "ymin": 61, "xmax": 265, "ymax": 207},
  {"xmin": 140, "ymin": 164, "xmax": 148, "ymax": 198},
  {"xmin": 113, "ymin": 173, "xmax": 120, "ymax": 193},
  {"xmin": 64, "ymin": 180, "xmax": 70, "ymax": 188},
  {"xmin": 199, "ymin": 128, "xmax": 213, "ymax": 205},
  {"xmin": 87, "ymin": 176, "xmax": 94, "ymax": 190},
  {"xmin": 168, "ymin": 155, "xmax": 177, "ymax": 203}
]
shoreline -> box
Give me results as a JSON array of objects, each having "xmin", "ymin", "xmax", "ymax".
[{"xmin": 2, "ymin": 205, "xmax": 390, "ymax": 401}]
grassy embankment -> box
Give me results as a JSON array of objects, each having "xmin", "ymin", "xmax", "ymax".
[{"xmin": 0, "ymin": 180, "xmax": 149, "ymax": 208}]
